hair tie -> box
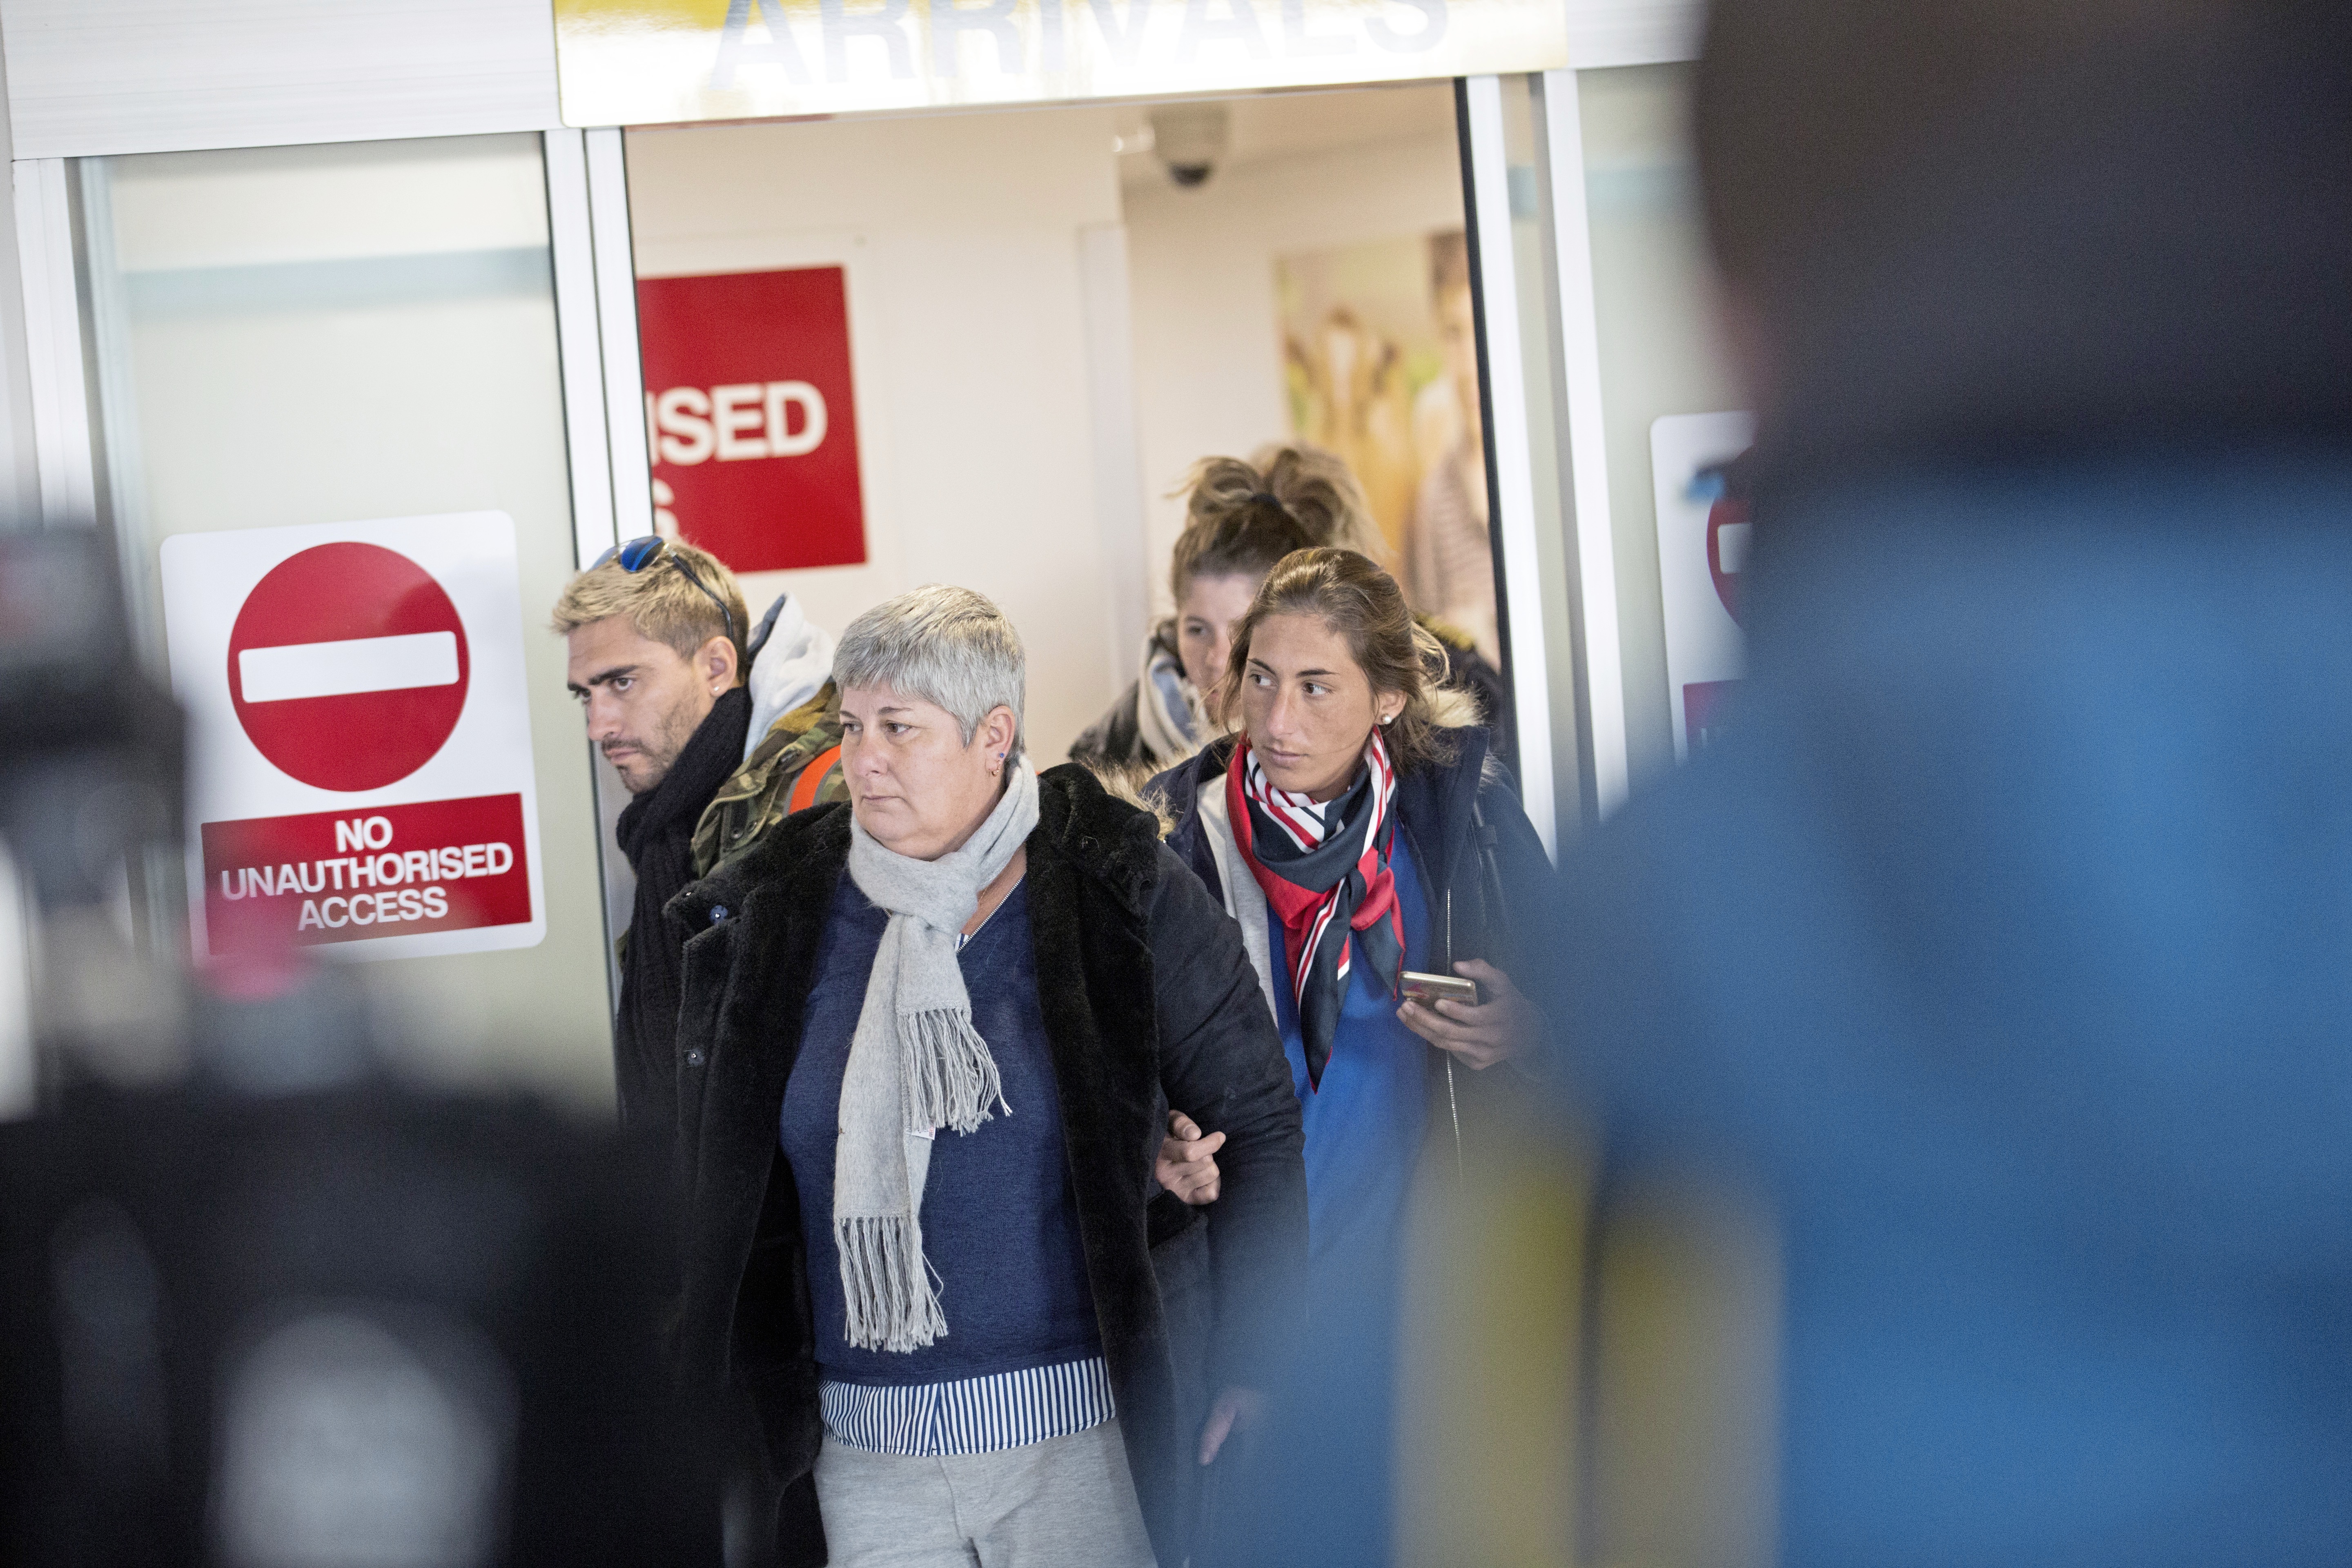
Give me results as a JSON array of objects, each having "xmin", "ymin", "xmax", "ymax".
[{"xmin": 1248, "ymin": 491, "xmax": 1284, "ymax": 509}]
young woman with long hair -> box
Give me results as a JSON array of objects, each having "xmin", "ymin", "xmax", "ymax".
[{"xmin": 1145, "ymin": 547, "xmax": 1551, "ymax": 1566}]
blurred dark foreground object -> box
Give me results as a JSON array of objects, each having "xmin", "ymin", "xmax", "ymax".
[
  {"xmin": 0, "ymin": 526, "xmax": 187, "ymax": 1087},
  {"xmin": 0, "ymin": 527, "xmax": 720, "ymax": 1565},
  {"xmin": 1696, "ymin": 0, "xmax": 2352, "ymax": 478},
  {"xmin": 0, "ymin": 526, "xmax": 180, "ymax": 916},
  {"xmin": 0, "ymin": 1085, "xmax": 720, "ymax": 1568},
  {"xmin": 1545, "ymin": 4, "xmax": 2352, "ymax": 1567}
]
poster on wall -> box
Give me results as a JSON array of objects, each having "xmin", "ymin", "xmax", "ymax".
[
  {"xmin": 159, "ymin": 512, "xmax": 546, "ymax": 961},
  {"xmin": 1651, "ymin": 411, "xmax": 1757, "ymax": 760},
  {"xmin": 638, "ymin": 265, "xmax": 868, "ymax": 574},
  {"xmin": 1275, "ymin": 230, "xmax": 1499, "ymax": 666}
]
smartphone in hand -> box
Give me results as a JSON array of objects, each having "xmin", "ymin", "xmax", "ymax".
[{"xmin": 1400, "ymin": 970, "xmax": 1482, "ymax": 1007}]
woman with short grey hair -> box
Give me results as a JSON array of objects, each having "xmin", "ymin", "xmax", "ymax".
[{"xmin": 667, "ymin": 585, "xmax": 1307, "ymax": 1568}]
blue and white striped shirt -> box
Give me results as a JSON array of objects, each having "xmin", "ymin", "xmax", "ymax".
[{"xmin": 820, "ymin": 1354, "xmax": 1115, "ymax": 1456}]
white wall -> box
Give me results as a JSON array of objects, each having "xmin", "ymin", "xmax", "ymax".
[
  {"xmin": 623, "ymin": 109, "xmax": 1130, "ymax": 762},
  {"xmin": 1122, "ymin": 86, "xmax": 1462, "ymax": 621},
  {"xmin": 0, "ymin": 0, "xmax": 561, "ymax": 159}
]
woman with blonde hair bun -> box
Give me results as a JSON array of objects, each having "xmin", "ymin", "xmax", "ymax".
[
  {"xmin": 1071, "ymin": 445, "xmax": 1514, "ymax": 777},
  {"xmin": 1072, "ymin": 447, "xmax": 1361, "ymax": 772}
]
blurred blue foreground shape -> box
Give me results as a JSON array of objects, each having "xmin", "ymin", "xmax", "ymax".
[{"xmin": 1554, "ymin": 458, "xmax": 2352, "ymax": 1568}]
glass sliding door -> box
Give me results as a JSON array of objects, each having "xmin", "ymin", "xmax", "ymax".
[{"xmin": 76, "ymin": 134, "xmax": 616, "ymax": 1109}]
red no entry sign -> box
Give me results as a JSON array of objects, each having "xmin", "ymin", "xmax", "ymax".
[
  {"xmin": 227, "ymin": 542, "xmax": 472, "ymax": 792},
  {"xmin": 162, "ymin": 514, "xmax": 545, "ymax": 961}
]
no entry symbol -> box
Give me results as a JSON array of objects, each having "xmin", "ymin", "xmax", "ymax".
[{"xmin": 226, "ymin": 542, "xmax": 471, "ymax": 792}]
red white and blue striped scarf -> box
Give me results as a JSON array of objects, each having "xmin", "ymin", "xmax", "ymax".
[{"xmin": 1225, "ymin": 730, "xmax": 1404, "ymax": 1090}]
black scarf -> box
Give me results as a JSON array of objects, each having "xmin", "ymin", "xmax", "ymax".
[{"xmin": 612, "ymin": 686, "xmax": 750, "ymax": 1134}]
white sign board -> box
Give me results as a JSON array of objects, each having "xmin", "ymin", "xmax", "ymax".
[
  {"xmin": 159, "ymin": 512, "xmax": 545, "ymax": 961},
  {"xmin": 1651, "ymin": 412, "xmax": 1756, "ymax": 760}
]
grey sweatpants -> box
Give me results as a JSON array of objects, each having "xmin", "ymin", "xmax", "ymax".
[{"xmin": 812, "ymin": 1418, "xmax": 1158, "ymax": 1568}]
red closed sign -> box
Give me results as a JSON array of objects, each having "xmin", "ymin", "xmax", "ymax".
[{"xmin": 637, "ymin": 265, "xmax": 867, "ymax": 572}]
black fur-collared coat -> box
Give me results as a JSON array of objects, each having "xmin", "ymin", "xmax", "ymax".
[
  {"xmin": 664, "ymin": 763, "xmax": 1308, "ymax": 1568},
  {"xmin": 1150, "ymin": 725, "xmax": 1555, "ymax": 1173}
]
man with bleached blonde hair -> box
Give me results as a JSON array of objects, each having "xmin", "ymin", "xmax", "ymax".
[{"xmin": 552, "ymin": 535, "xmax": 846, "ymax": 1136}]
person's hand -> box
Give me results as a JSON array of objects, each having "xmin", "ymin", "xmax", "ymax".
[
  {"xmin": 1199, "ymin": 1385, "xmax": 1266, "ymax": 1465},
  {"xmin": 1397, "ymin": 959, "xmax": 1535, "ymax": 1070},
  {"xmin": 1156, "ymin": 1109, "xmax": 1225, "ymax": 1205}
]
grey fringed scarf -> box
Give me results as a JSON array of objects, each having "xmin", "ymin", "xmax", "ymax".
[{"xmin": 835, "ymin": 757, "xmax": 1040, "ymax": 1352}]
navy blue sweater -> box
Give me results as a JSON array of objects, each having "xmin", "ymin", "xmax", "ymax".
[{"xmin": 779, "ymin": 871, "xmax": 1102, "ymax": 1386}]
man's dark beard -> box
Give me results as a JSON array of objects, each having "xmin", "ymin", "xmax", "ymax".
[{"xmin": 611, "ymin": 690, "xmax": 713, "ymax": 794}]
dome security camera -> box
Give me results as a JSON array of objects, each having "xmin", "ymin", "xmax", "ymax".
[{"xmin": 1148, "ymin": 103, "xmax": 1230, "ymax": 188}]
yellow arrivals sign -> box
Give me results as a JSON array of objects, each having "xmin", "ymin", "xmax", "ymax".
[{"xmin": 552, "ymin": 0, "xmax": 1568, "ymax": 125}]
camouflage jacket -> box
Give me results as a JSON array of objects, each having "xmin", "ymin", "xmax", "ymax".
[{"xmin": 688, "ymin": 682, "xmax": 850, "ymax": 878}]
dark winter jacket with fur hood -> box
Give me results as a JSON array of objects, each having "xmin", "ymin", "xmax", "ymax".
[
  {"xmin": 1146, "ymin": 725, "xmax": 1553, "ymax": 1169},
  {"xmin": 663, "ymin": 762, "xmax": 1307, "ymax": 1568}
]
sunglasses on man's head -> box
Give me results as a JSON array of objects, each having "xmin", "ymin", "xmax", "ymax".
[{"xmin": 592, "ymin": 535, "xmax": 739, "ymax": 647}]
